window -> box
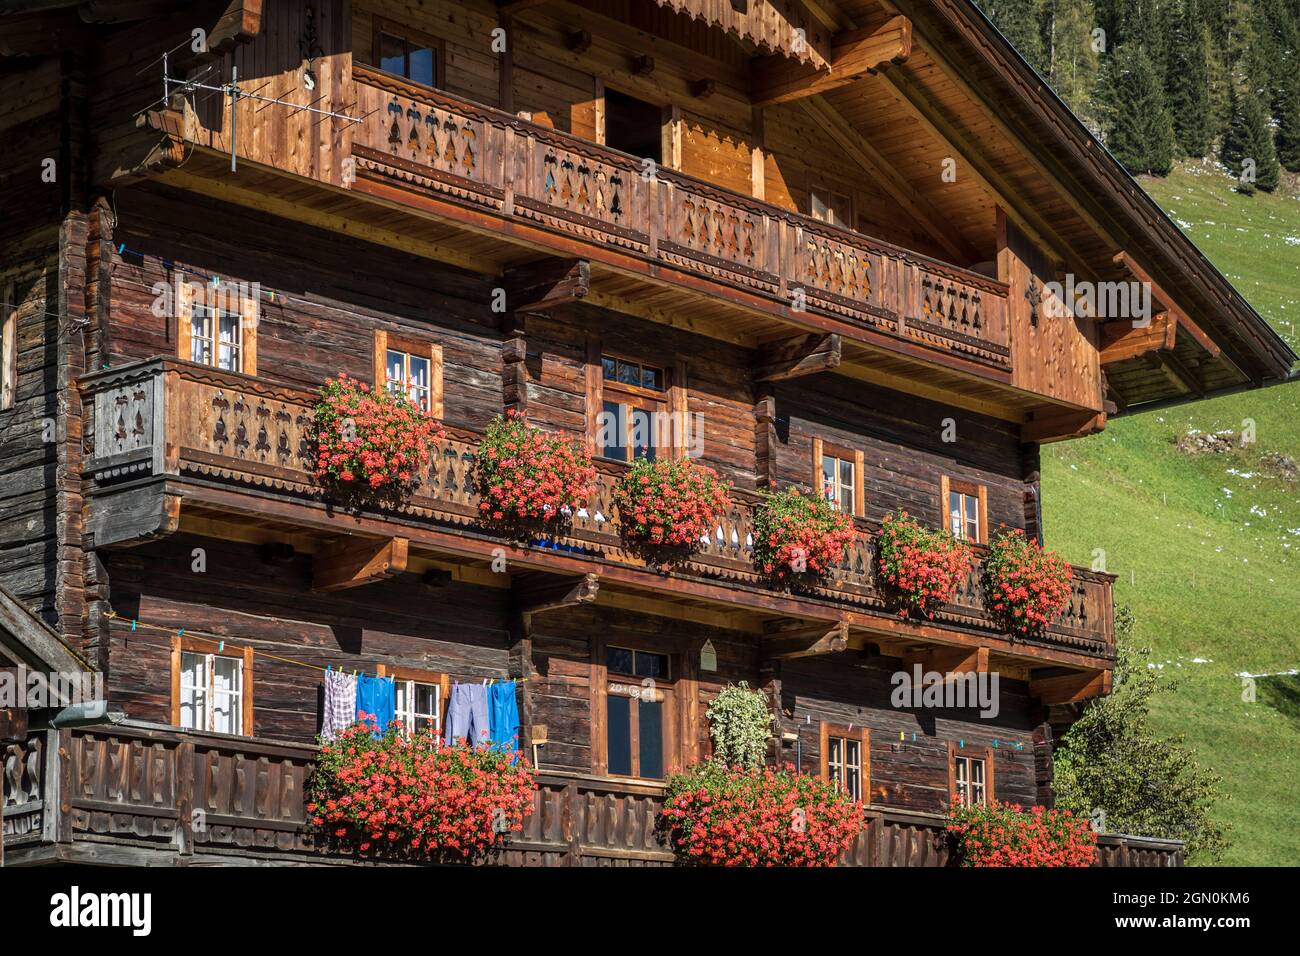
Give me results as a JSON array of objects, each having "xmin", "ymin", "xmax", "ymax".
[
  {"xmin": 812, "ymin": 438, "xmax": 863, "ymax": 516},
  {"xmin": 941, "ymin": 476, "xmax": 987, "ymax": 543},
  {"xmin": 374, "ymin": 330, "xmax": 443, "ymax": 418},
  {"xmin": 599, "ymin": 355, "xmax": 668, "ymax": 462},
  {"xmin": 171, "ymin": 637, "xmax": 253, "ymax": 736},
  {"xmin": 191, "ymin": 304, "xmax": 242, "ymax": 371},
  {"xmin": 602, "ymin": 645, "xmax": 673, "ymax": 780},
  {"xmin": 382, "ymin": 666, "xmax": 449, "ymax": 736},
  {"xmin": 1, "ymin": 280, "xmax": 15, "ymax": 411},
  {"xmin": 604, "ymin": 88, "xmax": 663, "ymax": 164},
  {"xmin": 949, "ymin": 743, "xmax": 995, "ymax": 807},
  {"xmin": 810, "ymin": 187, "xmax": 852, "ymax": 228},
  {"xmin": 374, "ymin": 18, "xmax": 443, "ymax": 89},
  {"xmin": 176, "ymin": 280, "xmax": 257, "ymax": 375},
  {"xmin": 820, "ymin": 722, "xmax": 870, "ymax": 803}
]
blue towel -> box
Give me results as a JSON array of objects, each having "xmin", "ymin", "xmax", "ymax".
[
  {"xmin": 355, "ymin": 674, "xmax": 395, "ymax": 734},
  {"xmin": 488, "ymin": 681, "xmax": 521, "ymax": 759}
]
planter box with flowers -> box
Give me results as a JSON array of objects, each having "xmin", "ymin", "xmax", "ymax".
[
  {"xmin": 751, "ymin": 486, "xmax": 856, "ymax": 586},
  {"xmin": 474, "ymin": 410, "xmax": 596, "ymax": 529},
  {"xmin": 876, "ymin": 511, "xmax": 972, "ymax": 619},
  {"xmin": 312, "ymin": 373, "xmax": 445, "ymax": 509},
  {"xmin": 308, "ymin": 717, "xmax": 536, "ymax": 863},
  {"xmin": 611, "ymin": 456, "xmax": 732, "ymax": 563},
  {"xmin": 947, "ymin": 800, "xmax": 1096, "ymax": 867},
  {"xmin": 659, "ymin": 761, "xmax": 866, "ymax": 866},
  {"xmin": 983, "ymin": 528, "xmax": 1074, "ymax": 637}
]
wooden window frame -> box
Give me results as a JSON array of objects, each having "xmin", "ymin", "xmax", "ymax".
[
  {"xmin": 376, "ymin": 664, "xmax": 450, "ymax": 736},
  {"xmin": 819, "ymin": 721, "xmax": 871, "ymax": 804},
  {"xmin": 373, "ymin": 329, "xmax": 444, "ymax": 418},
  {"xmin": 947, "ymin": 742, "xmax": 995, "ymax": 807},
  {"xmin": 940, "ymin": 476, "xmax": 988, "ymax": 544},
  {"xmin": 590, "ymin": 636, "xmax": 680, "ymax": 782},
  {"xmin": 809, "ymin": 184, "xmax": 853, "ymax": 230},
  {"xmin": 811, "ymin": 437, "xmax": 865, "ymax": 517},
  {"xmin": 1, "ymin": 279, "xmax": 15, "ymax": 411},
  {"xmin": 372, "ymin": 16, "xmax": 446, "ymax": 90},
  {"xmin": 176, "ymin": 279, "xmax": 258, "ymax": 376},
  {"xmin": 169, "ymin": 636, "xmax": 254, "ymax": 737},
  {"xmin": 588, "ymin": 341, "xmax": 686, "ymax": 462}
]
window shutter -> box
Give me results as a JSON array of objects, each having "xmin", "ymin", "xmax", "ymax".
[
  {"xmin": 177, "ymin": 278, "xmax": 194, "ymax": 362},
  {"xmin": 986, "ymin": 746, "xmax": 996, "ymax": 802},
  {"xmin": 373, "ymin": 329, "xmax": 388, "ymax": 390},
  {"xmin": 242, "ymin": 646, "xmax": 255, "ymax": 736},
  {"xmin": 947, "ymin": 740, "xmax": 957, "ymax": 805},
  {"xmin": 429, "ymin": 342, "xmax": 444, "ymax": 419},
  {"xmin": 861, "ymin": 726, "xmax": 872, "ymax": 805},
  {"xmin": 853, "ymin": 449, "xmax": 865, "ymax": 516},
  {"xmin": 811, "ymin": 436, "xmax": 824, "ymax": 493},
  {"xmin": 818, "ymin": 720, "xmax": 830, "ymax": 780},
  {"xmin": 240, "ymin": 292, "xmax": 258, "ymax": 376}
]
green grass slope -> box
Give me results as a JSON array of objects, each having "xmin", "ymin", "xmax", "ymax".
[{"xmin": 1041, "ymin": 161, "xmax": 1300, "ymax": 865}]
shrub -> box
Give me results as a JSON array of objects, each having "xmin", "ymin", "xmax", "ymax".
[
  {"xmin": 660, "ymin": 762, "xmax": 865, "ymax": 866},
  {"xmin": 312, "ymin": 373, "xmax": 444, "ymax": 507},
  {"xmin": 983, "ymin": 528, "xmax": 1073, "ymax": 636},
  {"xmin": 876, "ymin": 511, "xmax": 972, "ymax": 618},
  {"xmin": 706, "ymin": 682, "xmax": 772, "ymax": 770},
  {"xmin": 612, "ymin": 456, "xmax": 732, "ymax": 560},
  {"xmin": 752, "ymin": 486, "xmax": 856, "ymax": 584},
  {"xmin": 308, "ymin": 717, "xmax": 535, "ymax": 863},
  {"xmin": 947, "ymin": 800, "xmax": 1096, "ymax": 867},
  {"xmin": 474, "ymin": 410, "xmax": 596, "ymax": 525}
]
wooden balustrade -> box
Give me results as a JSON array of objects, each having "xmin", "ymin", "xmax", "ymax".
[
  {"xmin": 351, "ymin": 67, "xmax": 1011, "ymax": 372},
  {"xmin": 82, "ymin": 358, "xmax": 1114, "ymax": 659},
  {"xmin": 2, "ymin": 723, "xmax": 1182, "ymax": 866}
]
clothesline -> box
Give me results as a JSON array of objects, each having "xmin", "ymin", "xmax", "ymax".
[{"xmin": 103, "ymin": 610, "xmax": 531, "ymax": 682}]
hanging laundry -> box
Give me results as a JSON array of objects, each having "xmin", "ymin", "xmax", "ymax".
[
  {"xmin": 355, "ymin": 673, "xmax": 395, "ymax": 734},
  {"xmin": 444, "ymin": 682, "xmax": 489, "ymax": 746},
  {"xmin": 488, "ymin": 680, "xmax": 520, "ymax": 758},
  {"xmin": 320, "ymin": 668, "xmax": 357, "ymax": 741}
]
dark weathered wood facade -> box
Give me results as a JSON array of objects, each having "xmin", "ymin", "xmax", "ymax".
[{"xmin": 2, "ymin": 0, "xmax": 1292, "ymax": 867}]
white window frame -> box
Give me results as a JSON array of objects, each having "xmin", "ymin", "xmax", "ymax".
[
  {"xmin": 179, "ymin": 650, "xmax": 245, "ymax": 736},
  {"xmin": 954, "ymin": 754, "xmax": 987, "ymax": 806},
  {"xmin": 190, "ymin": 303, "xmax": 242, "ymax": 372},
  {"xmin": 393, "ymin": 677, "xmax": 442, "ymax": 735}
]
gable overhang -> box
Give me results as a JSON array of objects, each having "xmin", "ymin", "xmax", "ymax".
[{"xmin": 889, "ymin": 0, "xmax": 1296, "ymax": 409}]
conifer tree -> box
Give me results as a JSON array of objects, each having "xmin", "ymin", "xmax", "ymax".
[
  {"xmin": 1274, "ymin": 70, "xmax": 1300, "ymax": 172},
  {"xmin": 1101, "ymin": 43, "xmax": 1178, "ymax": 175},
  {"xmin": 1167, "ymin": 0, "xmax": 1213, "ymax": 157},
  {"xmin": 1222, "ymin": 85, "xmax": 1281, "ymax": 192},
  {"xmin": 979, "ymin": 0, "xmax": 1049, "ymax": 73}
]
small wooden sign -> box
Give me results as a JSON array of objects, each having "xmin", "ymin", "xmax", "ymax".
[{"xmin": 530, "ymin": 725, "xmax": 548, "ymax": 744}]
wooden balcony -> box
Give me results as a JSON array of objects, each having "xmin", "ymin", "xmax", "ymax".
[
  {"xmin": 349, "ymin": 66, "xmax": 1012, "ymax": 378},
  {"xmin": 2, "ymin": 723, "xmax": 1183, "ymax": 867},
  {"xmin": 81, "ymin": 358, "xmax": 1113, "ymax": 672}
]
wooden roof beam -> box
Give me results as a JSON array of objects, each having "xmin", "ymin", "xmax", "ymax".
[
  {"xmin": 797, "ymin": 96, "xmax": 977, "ymax": 264},
  {"xmin": 751, "ymin": 15, "xmax": 913, "ymax": 107},
  {"xmin": 873, "ymin": 66, "xmax": 1086, "ymax": 279},
  {"xmin": 761, "ymin": 620, "xmax": 850, "ymax": 660},
  {"xmin": 513, "ymin": 572, "xmax": 601, "ymax": 617},
  {"xmin": 902, "ymin": 645, "xmax": 988, "ymax": 681},
  {"xmin": 1021, "ymin": 408, "xmax": 1106, "ymax": 445},
  {"xmin": 503, "ymin": 257, "xmax": 590, "ymax": 314},
  {"xmin": 313, "ymin": 536, "xmax": 409, "ymax": 592},
  {"xmin": 1113, "ymin": 251, "xmax": 1223, "ymax": 360},
  {"xmin": 755, "ymin": 331, "xmax": 841, "ymax": 382},
  {"xmin": 1030, "ymin": 668, "xmax": 1111, "ymax": 705}
]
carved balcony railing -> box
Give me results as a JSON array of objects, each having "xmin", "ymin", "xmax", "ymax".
[
  {"xmin": 81, "ymin": 359, "xmax": 1114, "ymax": 661},
  {"xmin": 351, "ymin": 67, "xmax": 1011, "ymax": 374},
  {"xmin": 3, "ymin": 723, "xmax": 1183, "ymax": 866}
]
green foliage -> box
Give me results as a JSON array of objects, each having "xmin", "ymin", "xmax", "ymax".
[
  {"xmin": 1167, "ymin": 0, "xmax": 1213, "ymax": 156},
  {"xmin": 979, "ymin": 0, "xmax": 1049, "ymax": 73},
  {"xmin": 1100, "ymin": 44, "xmax": 1177, "ymax": 175},
  {"xmin": 1275, "ymin": 70, "xmax": 1300, "ymax": 171},
  {"xmin": 1222, "ymin": 86, "xmax": 1281, "ymax": 192},
  {"xmin": 1054, "ymin": 607, "xmax": 1230, "ymax": 862},
  {"xmin": 705, "ymin": 682, "xmax": 773, "ymax": 770}
]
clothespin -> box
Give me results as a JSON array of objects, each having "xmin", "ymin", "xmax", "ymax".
[
  {"xmin": 117, "ymin": 243, "xmax": 125, "ymax": 254},
  {"xmin": 177, "ymin": 628, "xmax": 185, "ymax": 637},
  {"xmin": 899, "ymin": 731, "xmax": 905, "ymax": 742},
  {"xmin": 993, "ymin": 739, "xmax": 999, "ymax": 748},
  {"xmin": 217, "ymin": 641, "xmax": 225, "ymax": 653},
  {"xmin": 959, "ymin": 739, "xmax": 965, "ymax": 748},
  {"xmin": 130, "ymin": 619, "xmax": 138, "ymax": 631},
  {"xmin": 847, "ymin": 722, "xmax": 853, "ymax": 732}
]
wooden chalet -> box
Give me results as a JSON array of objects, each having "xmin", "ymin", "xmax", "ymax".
[{"xmin": 1, "ymin": 0, "xmax": 1288, "ymax": 867}]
